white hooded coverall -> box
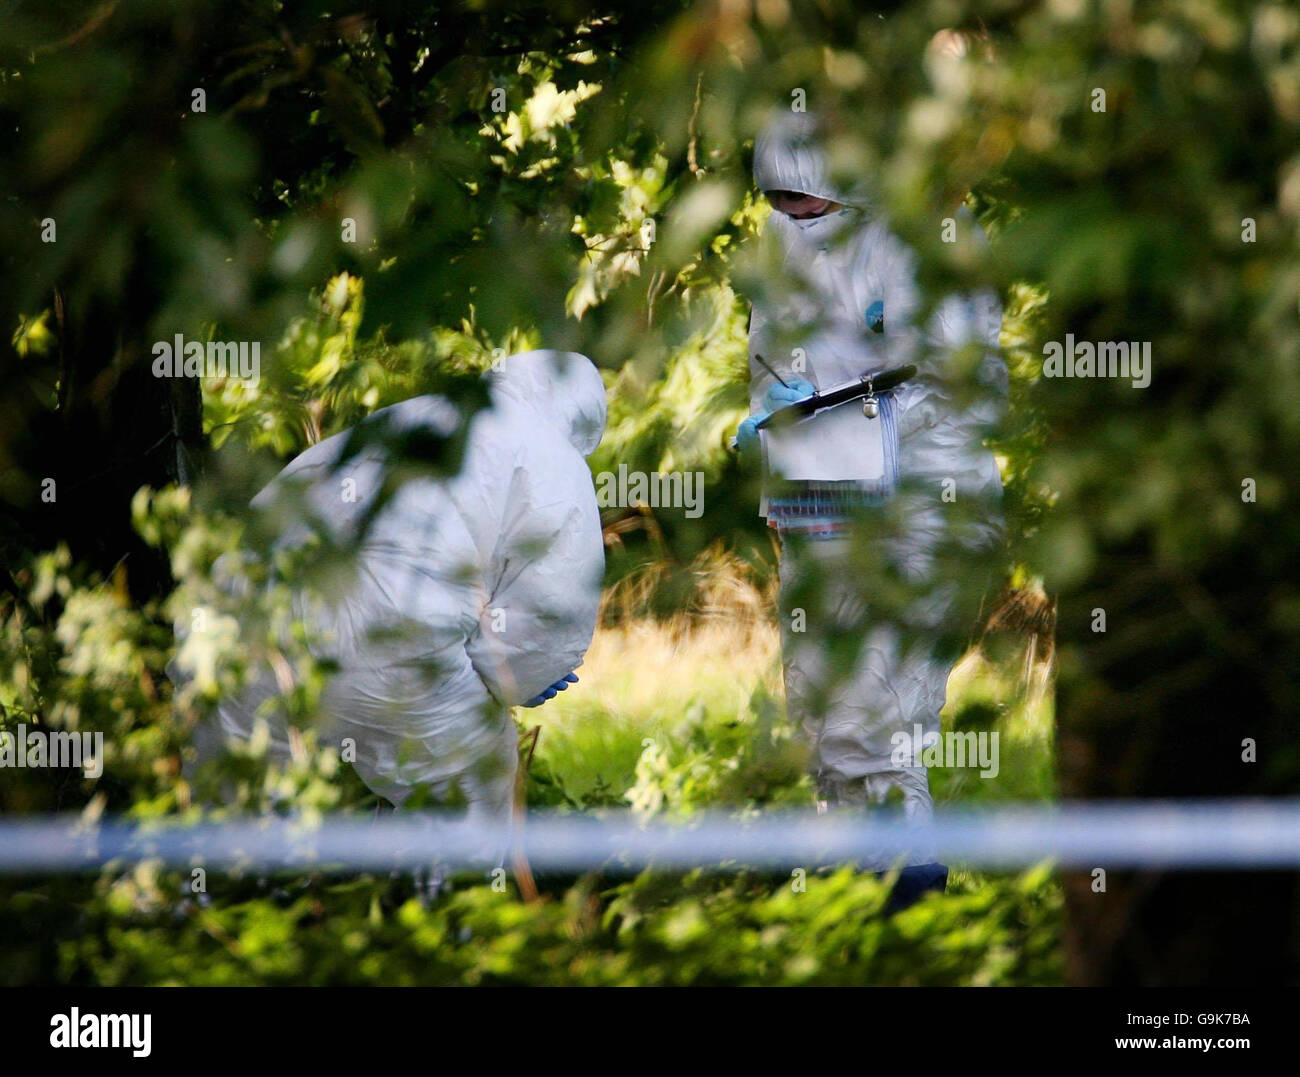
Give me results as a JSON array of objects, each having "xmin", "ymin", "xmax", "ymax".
[
  {"xmin": 192, "ymin": 350, "xmax": 607, "ymax": 823},
  {"xmin": 749, "ymin": 114, "xmax": 1006, "ymax": 824}
]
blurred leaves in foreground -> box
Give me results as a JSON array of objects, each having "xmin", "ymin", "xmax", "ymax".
[{"xmin": 3, "ymin": 0, "xmax": 1298, "ymax": 984}]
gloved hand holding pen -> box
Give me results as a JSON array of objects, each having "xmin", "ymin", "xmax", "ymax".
[{"xmin": 732, "ymin": 378, "xmax": 816, "ymax": 452}]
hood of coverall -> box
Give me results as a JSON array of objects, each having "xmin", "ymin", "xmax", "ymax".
[
  {"xmin": 753, "ymin": 110, "xmax": 867, "ymax": 211},
  {"xmin": 492, "ymin": 349, "xmax": 608, "ymax": 458}
]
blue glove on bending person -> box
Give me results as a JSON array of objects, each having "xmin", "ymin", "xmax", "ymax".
[
  {"xmin": 733, "ymin": 379, "xmax": 816, "ymax": 453},
  {"xmin": 522, "ymin": 671, "xmax": 579, "ymax": 708}
]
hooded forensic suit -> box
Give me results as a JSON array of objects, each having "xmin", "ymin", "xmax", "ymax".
[
  {"xmin": 189, "ymin": 350, "xmax": 607, "ymax": 822},
  {"xmin": 747, "ymin": 114, "xmax": 1006, "ymax": 829}
]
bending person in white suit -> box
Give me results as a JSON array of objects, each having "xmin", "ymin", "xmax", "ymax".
[{"xmin": 185, "ymin": 350, "xmax": 607, "ymax": 830}]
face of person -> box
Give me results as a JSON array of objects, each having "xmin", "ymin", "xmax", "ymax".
[{"xmin": 767, "ymin": 190, "xmax": 840, "ymax": 219}]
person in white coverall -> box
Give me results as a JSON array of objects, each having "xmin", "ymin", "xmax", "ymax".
[
  {"xmin": 188, "ymin": 350, "xmax": 607, "ymax": 828},
  {"xmin": 736, "ymin": 112, "xmax": 1006, "ymax": 893}
]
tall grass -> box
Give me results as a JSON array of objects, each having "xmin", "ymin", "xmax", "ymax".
[{"xmin": 525, "ymin": 555, "xmax": 1056, "ymax": 818}]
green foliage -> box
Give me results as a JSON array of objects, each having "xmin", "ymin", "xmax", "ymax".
[
  {"xmin": 0, "ymin": 544, "xmax": 180, "ymax": 816},
  {"xmin": 0, "ymin": 863, "xmax": 1059, "ymax": 987},
  {"xmin": 623, "ymin": 693, "xmax": 811, "ymax": 817},
  {"xmin": 7, "ymin": 0, "xmax": 1296, "ymax": 985},
  {"xmin": 0, "ymin": 0, "xmax": 1062, "ymax": 986}
]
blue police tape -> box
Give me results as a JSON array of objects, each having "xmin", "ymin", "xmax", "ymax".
[{"xmin": 0, "ymin": 800, "xmax": 1298, "ymax": 874}]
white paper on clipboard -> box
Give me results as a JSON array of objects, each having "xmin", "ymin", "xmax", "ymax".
[{"xmin": 761, "ymin": 399, "xmax": 886, "ymax": 483}]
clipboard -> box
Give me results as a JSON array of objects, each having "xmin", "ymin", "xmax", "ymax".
[
  {"xmin": 755, "ymin": 364, "xmax": 916, "ymax": 430},
  {"xmin": 762, "ymin": 398, "xmax": 887, "ymax": 482},
  {"xmin": 756, "ymin": 365, "xmax": 914, "ymax": 484}
]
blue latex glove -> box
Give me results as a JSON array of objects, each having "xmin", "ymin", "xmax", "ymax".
[
  {"xmin": 522, "ymin": 671, "xmax": 579, "ymax": 708},
  {"xmin": 733, "ymin": 415, "xmax": 762, "ymax": 453},
  {"xmin": 762, "ymin": 379, "xmax": 816, "ymax": 412},
  {"xmin": 732, "ymin": 379, "xmax": 816, "ymax": 453}
]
